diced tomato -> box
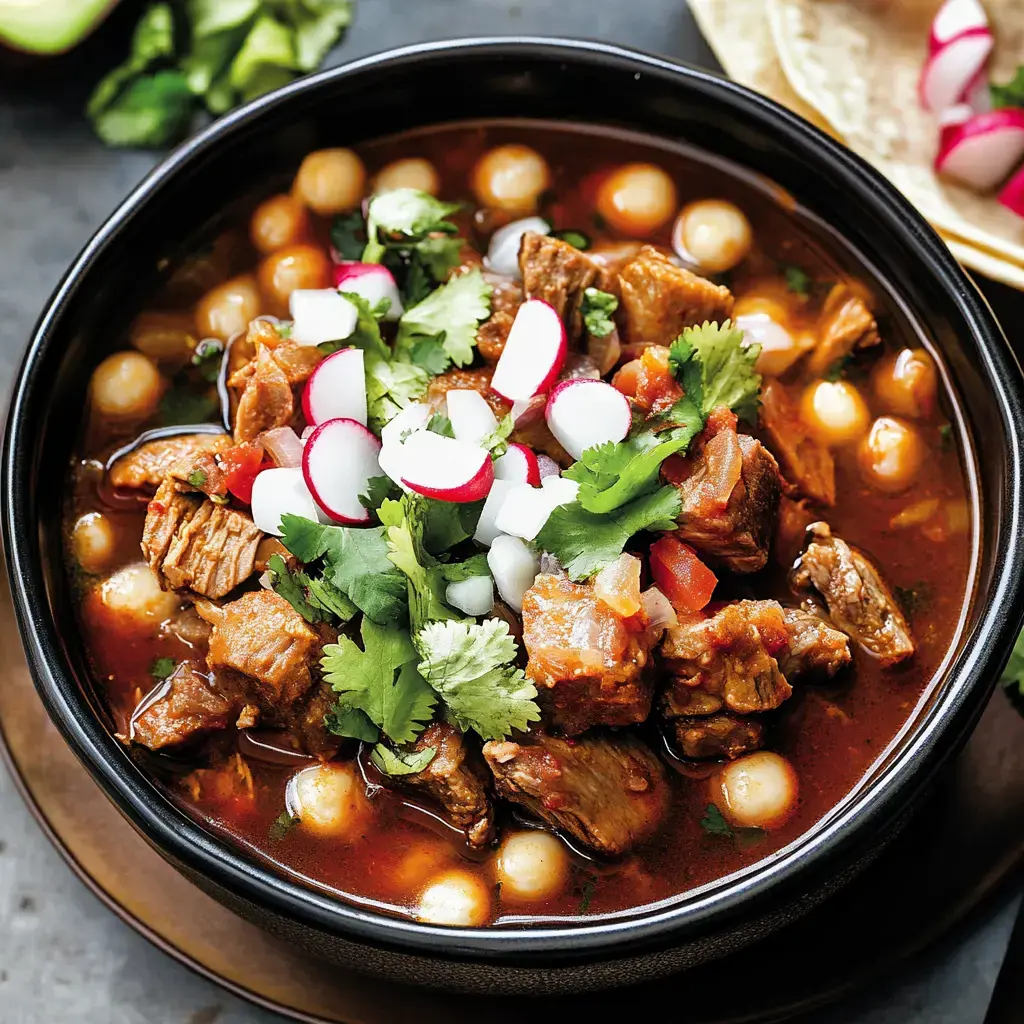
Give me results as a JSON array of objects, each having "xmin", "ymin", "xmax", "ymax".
[
  {"xmin": 634, "ymin": 345, "xmax": 683, "ymax": 415},
  {"xmin": 612, "ymin": 358, "xmax": 642, "ymax": 397},
  {"xmin": 219, "ymin": 443, "xmax": 269, "ymax": 504},
  {"xmin": 704, "ymin": 405, "xmax": 739, "ymax": 439},
  {"xmin": 660, "ymin": 454, "xmax": 691, "ymax": 487},
  {"xmin": 649, "ymin": 536, "xmax": 718, "ymax": 613}
]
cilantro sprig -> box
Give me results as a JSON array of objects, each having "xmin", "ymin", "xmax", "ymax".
[{"xmin": 580, "ymin": 287, "xmax": 619, "ymax": 338}]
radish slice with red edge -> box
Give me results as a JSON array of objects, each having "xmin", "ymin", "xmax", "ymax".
[
  {"xmin": 929, "ymin": 0, "xmax": 988, "ymax": 54},
  {"xmin": 251, "ymin": 467, "xmax": 320, "ymax": 536},
  {"xmin": 999, "ymin": 164, "xmax": 1024, "ymax": 218},
  {"xmin": 290, "ymin": 289, "xmax": 358, "ymax": 346},
  {"xmin": 446, "ymin": 389, "xmax": 498, "ymax": 446},
  {"xmin": 490, "ymin": 299, "xmax": 567, "ymax": 401},
  {"xmin": 535, "ymin": 454, "xmax": 561, "ymax": 480},
  {"xmin": 494, "ymin": 443, "xmax": 541, "ymax": 485},
  {"xmin": 302, "ymin": 348, "xmax": 367, "ymax": 427},
  {"xmin": 333, "ymin": 262, "xmax": 404, "ymax": 320},
  {"xmin": 918, "ymin": 28, "xmax": 993, "ymax": 113},
  {"xmin": 302, "ymin": 418, "xmax": 381, "ymax": 524},
  {"xmin": 935, "ymin": 109, "xmax": 1024, "ymax": 191},
  {"xmin": 544, "ymin": 378, "xmax": 631, "ymax": 460},
  {"xmin": 398, "ymin": 431, "xmax": 494, "ymax": 503}
]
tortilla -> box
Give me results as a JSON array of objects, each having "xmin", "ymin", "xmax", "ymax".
[{"xmin": 766, "ymin": 0, "xmax": 1024, "ymax": 267}]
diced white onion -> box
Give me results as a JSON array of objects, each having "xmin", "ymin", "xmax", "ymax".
[
  {"xmin": 251, "ymin": 467, "xmax": 320, "ymax": 535},
  {"xmin": 485, "ymin": 216, "xmax": 551, "ymax": 278},
  {"xmin": 261, "ymin": 426, "xmax": 305, "ymax": 469},
  {"xmin": 446, "ymin": 575, "xmax": 495, "ymax": 616},
  {"xmin": 289, "ymin": 289, "xmax": 358, "ymax": 346},
  {"xmin": 487, "ymin": 535, "xmax": 541, "ymax": 613}
]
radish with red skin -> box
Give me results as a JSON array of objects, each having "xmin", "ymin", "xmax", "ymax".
[
  {"xmin": 918, "ymin": 28, "xmax": 993, "ymax": 113},
  {"xmin": 251, "ymin": 467, "xmax": 321, "ymax": 536},
  {"xmin": 935, "ymin": 109, "xmax": 1024, "ymax": 191},
  {"xmin": 397, "ymin": 431, "xmax": 494, "ymax": 503},
  {"xmin": 333, "ymin": 262, "xmax": 404, "ymax": 320},
  {"xmin": 302, "ymin": 418, "xmax": 381, "ymax": 525},
  {"xmin": 446, "ymin": 389, "xmax": 498, "ymax": 446},
  {"xmin": 289, "ymin": 289, "xmax": 358, "ymax": 346},
  {"xmin": 929, "ymin": 0, "xmax": 988, "ymax": 54},
  {"xmin": 999, "ymin": 164, "xmax": 1024, "ymax": 218},
  {"xmin": 302, "ymin": 348, "xmax": 367, "ymax": 427},
  {"xmin": 494, "ymin": 443, "xmax": 541, "ymax": 485},
  {"xmin": 490, "ymin": 299, "xmax": 567, "ymax": 401},
  {"xmin": 535, "ymin": 454, "xmax": 561, "ymax": 480},
  {"xmin": 544, "ymin": 378, "xmax": 631, "ymax": 460}
]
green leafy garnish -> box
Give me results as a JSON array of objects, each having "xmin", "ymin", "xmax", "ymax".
[
  {"xmin": 150, "ymin": 656, "xmax": 177, "ymax": 682},
  {"xmin": 480, "ymin": 413, "xmax": 515, "ymax": 457},
  {"xmin": 370, "ymin": 744, "xmax": 436, "ymax": 776},
  {"xmin": 575, "ymin": 870, "xmax": 598, "ymax": 914},
  {"xmin": 325, "ymin": 706, "xmax": 380, "ymax": 742},
  {"xmin": 321, "ymin": 616, "xmax": 437, "ymax": 746},
  {"xmin": 822, "ymin": 355, "xmax": 852, "ymax": 383},
  {"xmin": 580, "ymin": 287, "xmax": 619, "ymax": 338},
  {"xmin": 440, "ymin": 553, "xmax": 491, "ymax": 583},
  {"xmin": 266, "ymin": 552, "xmax": 356, "ymax": 625},
  {"xmin": 668, "ymin": 320, "xmax": 762, "ymax": 423},
  {"xmin": 536, "ymin": 486, "xmax": 682, "ymax": 581},
  {"xmin": 395, "ymin": 268, "xmax": 492, "ymax": 372},
  {"xmin": 551, "ymin": 229, "xmax": 590, "ymax": 250},
  {"xmin": 416, "ymin": 619, "xmax": 540, "ymax": 741},
  {"xmin": 158, "ymin": 387, "xmax": 219, "ymax": 427},
  {"xmin": 426, "ymin": 413, "xmax": 456, "ymax": 438},
  {"xmin": 782, "ymin": 264, "xmax": 812, "ymax": 296},
  {"xmin": 938, "ymin": 424, "xmax": 954, "ymax": 451},
  {"xmin": 408, "ymin": 336, "xmax": 451, "ymax": 374},
  {"xmin": 359, "ymin": 475, "xmax": 401, "ymax": 516},
  {"xmin": 992, "ymin": 66, "xmax": 1024, "ymax": 110},
  {"xmin": 191, "ymin": 338, "xmax": 224, "ymax": 383},
  {"xmin": 330, "ymin": 210, "xmax": 367, "ymax": 261},
  {"xmin": 268, "ymin": 811, "xmax": 300, "ymax": 841},
  {"xmin": 187, "ymin": 469, "xmax": 208, "ymax": 488},
  {"xmin": 700, "ymin": 803, "xmax": 766, "ymax": 846},
  {"xmin": 894, "ymin": 582, "xmax": 932, "ymax": 620}
]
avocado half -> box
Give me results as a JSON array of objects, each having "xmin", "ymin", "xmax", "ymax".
[{"xmin": 0, "ymin": 0, "xmax": 120, "ymax": 55}]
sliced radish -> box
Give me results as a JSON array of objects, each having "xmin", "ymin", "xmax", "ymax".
[
  {"xmin": 380, "ymin": 401, "xmax": 431, "ymax": 447},
  {"xmin": 544, "ymin": 378, "xmax": 631, "ymax": 461},
  {"xmin": 935, "ymin": 109, "xmax": 1024, "ymax": 191},
  {"xmin": 487, "ymin": 535, "xmax": 541, "ymax": 613},
  {"xmin": 536, "ymin": 454, "xmax": 561, "ymax": 480},
  {"xmin": 446, "ymin": 389, "xmax": 498, "ymax": 446},
  {"xmin": 485, "ymin": 216, "xmax": 550, "ymax": 278},
  {"xmin": 491, "ymin": 299, "xmax": 567, "ymax": 401},
  {"xmin": 494, "ymin": 443, "xmax": 541, "ymax": 485},
  {"xmin": 929, "ymin": 0, "xmax": 988, "ymax": 54},
  {"xmin": 333, "ymin": 262, "xmax": 404, "ymax": 321},
  {"xmin": 302, "ymin": 418, "xmax": 381, "ymax": 525},
  {"xmin": 251, "ymin": 467, "xmax": 320, "ymax": 536},
  {"xmin": 474, "ymin": 479, "xmax": 516, "ymax": 547},
  {"xmin": 446, "ymin": 575, "xmax": 495, "ymax": 617},
  {"xmin": 918, "ymin": 29, "xmax": 993, "ymax": 113},
  {"xmin": 397, "ymin": 431, "xmax": 494, "ymax": 503},
  {"xmin": 290, "ymin": 289, "xmax": 358, "ymax": 346},
  {"xmin": 494, "ymin": 476, "xmax": 580, "ymax": 542},
  {"xmin": 301, "ymin": 348, "xmax": 367, "ymax": 427},
  {"xmin": 999, "ymin": 164, "xmax": 1024, "ymax": 218}
]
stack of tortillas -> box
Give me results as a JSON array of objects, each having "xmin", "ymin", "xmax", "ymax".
[{"xmin": 689, "ymin": 0, "xmax": 1024, "ymax": 288}]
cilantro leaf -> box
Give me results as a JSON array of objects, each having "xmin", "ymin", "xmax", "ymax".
[
  {"xmin": 267, "ymin": 553, "xmax": 357, "ymax": 624},
  {"xmin": 668, "ymin": 320, "xmax": 762, "ymax": 423},
  {"xmin": 325, "ymin": 706, "xmax": 380, "ymax": 742},
  {"xmin": 421, "ymin": 497, "xmax": 473, "ymax": 554},
  {"xmin": 992, "ymin": 66, "xmax": 1024, "ymax": 110},
  {"xmin": 363, "ymin": 189, "xmax": 461, "ymax": 262},
  {"xmin": 551, "ymin": 228, "xmax": 590, "ymax": 250},
  {"xmin": 536, "ymin": 486, "xmax": 682, "ymax": 581},
  {"xmin": 269, "ymin": 811, "xmax": 300, "ymax": 841},
  {"xmin": 395, "ymin": 268, "xmax": 492, "ymax": 370},
  {"xmin": 191, "ymin": 338, "xmax": 224, "ymax": 383},
  {"xmin": 330, "ymin": 210, "xmax": 367, "ymax": 260},
  {"xmin": 150, "ymin": 656, "xmax": 177, "ymax": 682},
  {"xmin": 187, "ymin": 469, "xmax": 208, "ymax": 488},
  {"xmin": 409, "ymin": 336, "xmax": 451, "ymax": 374},
  {"xmin": 440, "ymin": 553, "xmax": 491, "ymax": 583},
  {"xmin": 480, "ymin": 412, "xmax": 515, "ymax": 456},
  {"xmin": 158, "ymin": 387, "xmax": 219, "ymax": 427},
  {"xmin": 580, "ymin": 287, "xmax": 619, "ymax": 338},
  {"xmin": 700, "ymin": 804, "xmax": 733, "ymax": 836},
  {"xmin": 370, "ymin": 743, "xmax": 437, "ymax": 776},
  {"xmin": 426, "ymin": 413, "xmax": 456, "ymax": 438},
  {"xmin": 359, "ymin": 475, "xmax": 400, "ymax": 515},
  {"xmin": 782, "ymin": 265, "xmax": 812, "ymax": 295},
  {"xmin": 321, "ymin": 617, "xmax": 437, "ymax": 745},
  {"xmin": 416, "ymin": 619, "xmax": 540, "ymax": 741},
  {"xmin": 279, "ymin": 514, "xmax": 407, "ymax": 624}
]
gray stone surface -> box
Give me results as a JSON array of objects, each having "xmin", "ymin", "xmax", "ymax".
[{"xmin": 0, "ymin": 1, "xmax": 1019, "ymax": 1022}]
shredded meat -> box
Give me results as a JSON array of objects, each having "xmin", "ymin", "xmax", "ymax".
[
  {"xmin": 400, "ymin": 722, "xmax": 495, "ymax": 848},
  {"xmin": 141, "ymin": 478, "xmax": 202, "ymax": 573},
  {"xmin": 672, "ymin": 713, "xmax": 765, "ymax": 760},
  {"xmin": 790, "ymin": 522, "xmax": 914, "ymax": 666},
  {"xmin": 661, "ymin": 600, "xmax": 793, "ymax": 717},
  {"xmin": 759, "ymin": 379, "xmax": 836, "ymax": 506},
  {"xmin": 806, "ymin": 284, "xmax": 881, "ymax": 377},
  {"xmin": 774, "ymin": 496, "xmax": 816, "ymax": 567},
  {"xmin": 196, "ymin": 591, "xmax": 320, "ymax": 707},
  {"xmin": 521, "ymin": 573, "xmax": 655, "ymax": 734},
  {"xmin": 674, "ymin": 428, "xmax": 782, "ymax": 573},
  {"xmin": 109, "ymin": 433, "xmax": 231, "ymax": 492},
  {"xmin": 519, "ymin": 232, "xmax": 607, "ymax": 342},
  {"xmin": 483, "ymin": 731, "xmax": 670, "ymax": 856},
  {"xmin": 780, "ymin": 606, "xmax": 852, "ymax": 680},
  {"xmin": 426, "ymin": 366, "xmax": 511, "ymax": 418},
  {"xmin": 617, "ymin": 246, "xmax": 733, "ymax": 347},
  {"xmin": 477, "ymin": 310, "xmax": 515, "ymax": 364}
]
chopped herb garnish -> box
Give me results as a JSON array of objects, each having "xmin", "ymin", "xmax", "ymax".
[
  {"xmin": 268, "ymin": 811, "xmax": 300, "ymax": 841},
  {"xmin": 991, "ymin": 66, "xmax": 1024, "ymax": 110},
  {"xmin": 822, "ymin": 356, "xmax": 851, "ymax": 383},
  {"xmin": 150, "ymin": 656, "xmax": 177, "ymax": 682},
  {"xmin": 359, "ymin": 475, "xmax": 401, "ymax": 516},
  {"xmin": 580, "ymin": 287, "xmax": 619, "ymax": 338},
  {"xmin": 158, "ymin": 387, "xmax": 219, "ymax": 427},
  {"xmin": 551, "ymin": 228, "xmax": 591, "ymax": 250},
  {"xmin": 326, "ymin": 706, "xmax": 380, "ymax": 742},
  {"xmin": 938, "ymin": 424, "xmax": 953, "ymax": 450},
  {"xmin": 700, "ymin": 803, "xmax": 766, "ymax": 846},
  {"xmin": 191, "ymin": 338, "xmax": 224, "ymax": 382},
  {"xmin": 331, "ymin": 210, "xmax": 367, "ymax": 260},
  {"xmin": 370, "ymin": 743, "xmax": 436, "ymax": 776},
  {"xmin": 267, "ymin": 552, "xmax": 356, "ymax": 625},
  {"xmin": 277, "ymin": 322, "xmax": 293, "ymax": 340},
  {"xmin": 426, "ymin": 413, "xmax": 456, "ymax": 438},
  {"xmin": 782, "ymin": 264, "xmax": 812, "ymax": 295},
  {"xmin": 187, "ymin": 469, "xmax": 207, "ymax": 488},
  {"xmin": 894, "ymin": 582, "xmax": 932, "ymax": 619},
  {"xmin": 576, "ymin": 871, "xmax": 598, "ymax": 914}
]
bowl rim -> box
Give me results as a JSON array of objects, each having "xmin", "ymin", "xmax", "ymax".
[{"xmin": 5, "ymin": 36, "xmax": 1024, "ymax": 963}]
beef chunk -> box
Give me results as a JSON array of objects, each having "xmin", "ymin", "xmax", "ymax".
[
  {"xmin": 781, "ymin": 606, "xmax": 852, "ymax": 680},
  {"xmin": 675, "ymin": 428, "xmax": 782, "ymax": 573},
  {"xmin": 483, "ymin": 731, "xmax": 670, "ymax": 856},
  {"xmin": 521, "ymin": 573, "xmax": 655, "ymax": 734},
  {"xmin": 774, "ymin": 496, "xmax": 816, "ymax": 567},
  {"xmin": 790, "ymin": 522, "xmax": 914, "ymax": 666},
  {"xmin": 759, "ymin": 379, "xmax": 836, "ymax": 506},
  {"xmin": 806, "ymin": 284, "xmax": 881, "ymax": 378},
  {"xmin": 141, "ymin": 478, "xmax": 202, "ymax": 574},
  {"xmin": 400, "ymin": 722, "xmax": 495, "ymax": 848},
  {"xmin": 196, "ymin": 591, "xmax": 320, "ymax": 707},
  {"xmin": 287, "ymin": 682, "xmax": 342, "ymax": 759},
  {"xmin": 617, "ymin": 246, "xmax": 733, "ymax": 347},
  {"xmin": 672, "ymin": 713, "xmax": 765, "ymax": 760},
  {"xmin": 519, "ymin": 232, "xmax": 606, "ymax": 342},
  {"xmin": 482, "ymin": 270, "xmax": 523, "ymax": 316},
  {"xmin": 230, "ymin": 344, "xmax": 295, "ymax": 443},
  {"xmin": 661, "ymin": 600, "xmax": 793, "ymax": 717},
  {"xmin": 109, "ymin": 433, "xmax": 231, "ymax": 492},
  {"xmin": 477, "ymin": 310, "xmax": 515, "ymax": 364},
  {"xmin": 130, "ymin": 662, "xmax": 239, "ymax": 750},
  {"xmin": 427, "ymin": 365, "xmax": 511, "ymax": 419}
]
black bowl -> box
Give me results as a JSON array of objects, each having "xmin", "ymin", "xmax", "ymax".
[{"xmin": 5, "ymin": 38, "xmax": 1024, "ymax": 995}]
